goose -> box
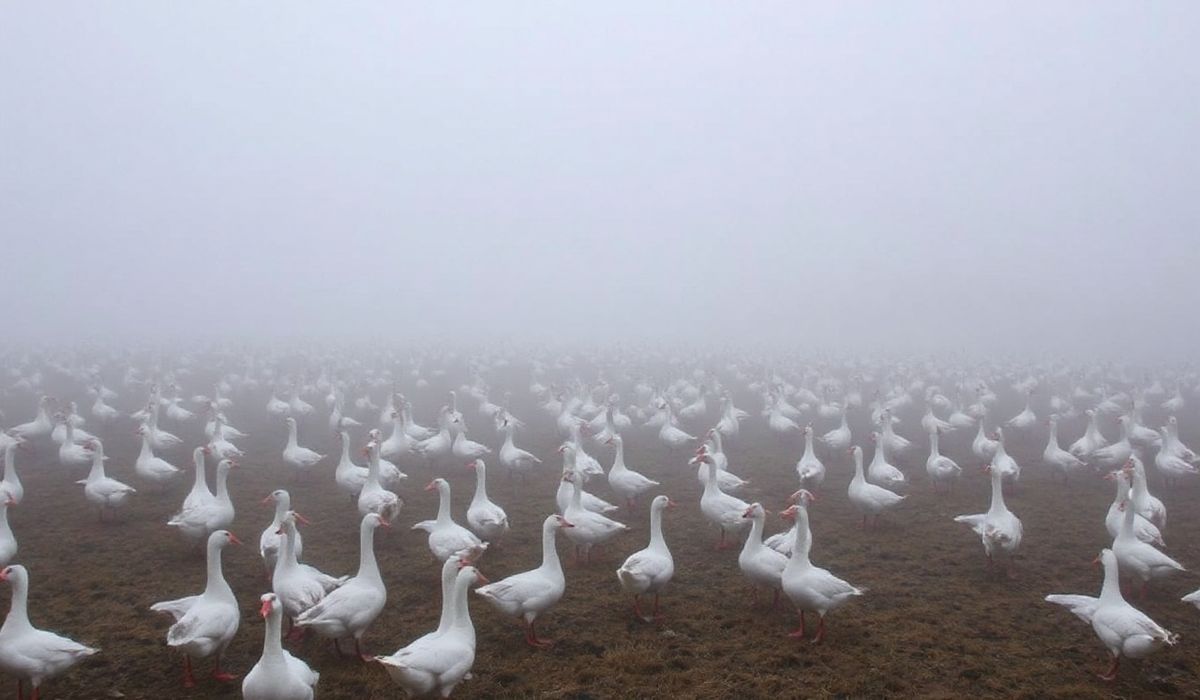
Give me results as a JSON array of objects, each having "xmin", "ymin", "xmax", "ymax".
[
  {"xmin": 795, "ymin": 426, "xmax": 826, "ymax": 489},
  {"xmin": 920, "ymin": 405, "xmax": 953, "ymax": 435},
  {"xmin": 413, "ymin": 478, "xmax": 485, "ymax": 563},
  {"xmin": 1154, "ymin": 427, "xmax": 1200, "ymax": 485},
  {"xmin": 380, "ymin": 409, "xmax": 418, "ymax": 463},
  {"xmin": 1127, "ymin": 407, "xmax": 1161, "ymax": 451},
  {"xmin": 206, "ymin": 413, "xmax": 244, "ymax": 460},
  {"xmin": 50, "ymin": 406, "xmax": 94, "ymax": 447},
  {"xmin": 465, "ymin": 459, "xmax": 509, "ymax": 542},
  {"xmin": 287, "ymin": 387, "xmax": 315, "ymax": 417},
  {"xmin": 375, "ymin": 564, "xmax": 487, "ymax": 698},
  {"xmin": 847, "ymin": 446, "xmax": 905, "ymax": 528},
  {"xmin": 818, "ymin": 407, "xmax": 852, "ymax": 453},
  {"xmin": 477, "ymin": 514, "xmax": 573, "ymax": 646},
  {"xmin": 385, "ymin": 548, "xmax": 482, "ymax": 669},
  {"xmin": 1043, "ymin": 415, "xmax": 1089, "ymax": 482},
  {"xmin": 498, "ymin": 418, "xmax": 541, "ymax": 480},
  {"xmin": 866, "ymin": 434, "xmax": 906, "ymax": 489},
  {"xmin": 242, "ymin": 593, "xmax": 319, "ymax": 700},
  {"xmin": 561, "ymin": 471, "xmax": 628, "ymax": 562},
  {"xmin": 1183, "ymin": 589, "xmax": 1200, "ymax": 609},
  {"xmin": 400, "ymin": 399, "xmax": 437, "ymax": 441},
  {"xmin": 1162, "ymin": 416, "xmax": 1198, "ymax": 463},
  {"xmin": 0, "ymin": 565, "xmax": 98, "ymax": 698},
  {"xmin": 692, "ymin": 450, "xmax": 751, "ymax": 549},
  {"xmin": 150, "ymin": 530, "xmax": 241, "ymax": 688},
  {"xmin": 181, "ymin": 447, "xmax": 215, "ymax": 514},
  {"xmin": 7, "ymin": 397, "xmax": 55, "ymax": 440},
  {"xmin": 204, "ymin": 405, "xmax": 247, "ymax": 442},
  {"xmin": 414, "ymin": 410, "xmax": 453, "ymax": 466},
  {"xmin": 334, "ymin": 430, "xmax": 369, "ymax": 498},
  {"xmin": 767, "ymin": 402, "xmax": 801, "ymax": 436},
  {"xmin": 877, "ymin": 409, "xmax": 912, "ymax": 458},
  {"xmin": 0, "ymin": 497, "xmax": 16, "ymax": 567},
  {"xmin": 365, "ymin": 428, "xmax": 408, "ymax": 488},
  {"xmin": 143, "ymin": 404, "xmax": 182, "ymax": 451},
  {"xmin": 1127, "ymin": 456, "xmax": 1166, "ymax": 529},
  {"xmin": 90, "ymin": 392, "xmax": 120, "ymax": 423},
  {"xmin": 697, "ymin": 430, "xmax": 749, "ymax": 493},
  {"xmin": 267, "ymin": 392, "xmax": 291, "ymax": 417},
  {"xmin": 971, "ymin": 420, "xmax": 999, "ymax": 463},
  {"xmin": 56, "ymin": 419, "xmax": 93, "ymax": 469},
  {"xmin": 738, "ymin": 502, "xmax": 788, "ymax": 608},
  {"xmin": 167, "ymin": 459, "xmax": 236, "ymax": 543},
  {"xmin": 763, "ymin": 489, "xmax": 816, "ymax": 557},
  {"xmin": 1090, "ymin": 416, "xmax": 1133, "ymax": 472},
  {"xmin": 295, "ymin": 513, "xmax": 389, "ymax": 659},
  {"xmin": 953, "ymin": 464, "xmax": 1023, "ymax": 574},
  {"xmin": 1112, "ymin": 470, "xmax": 1184, "ymax": 597},
  {"xmin": 328, "ymin": 392, "xmax": 361, "ymax": 434},
  {"xmin": 556, "ymin": 445, "xmax": 619, "ymax": 515},
  {"xmin": 1046, "ymin": 549, "xmax": 1178, "ymax": 681},
  {"xmin": 925, "ymin": 427, "xmax": 962, "ymax": 491},
  {"xmin": 358, "ymin": 441, "xmax": 402, "ymax": 522},
  {"xmin": 564, "ymin": 423, "xmax": 604, "ymax": 482},
  {"xmin": 715, "ymin": 394, "xmax": 745, "ymax": 440},
  {"xmin": 1, "ymin": 441, "xmax": 26, "ymax": 505},
  {"xmin": 1103, "ymin": 470, "xmax": 1163, "ymax": 546},
  {"xmin": 272, "ymin": 513, "xmax": 347, "ymax": 638},
  {"xmin": 76, "ymin": 439, "xmax": 136, "ymax": 520},
  {"xmin": 779, "ymin": 500, "xmax": 865, "ymax": 643},
  {"xmin": 616, "ymin": 495, "xmax": 675, "ymax": 621},
  {"xmin": 989, "ymin": 427, "xmax": 1021, "ymax": 485},
  {"xmin": 604, "ymin": 435, "xmax": 659, "ymax": 509},
  {"xmin": 658, "ymin": 403, "xmax": 697, "ymax": 448},
  {"xmin": 450, "ymin": 419, "xmax": 491, "ymax": 462},
  {"xmin": 165, "ymin": 396, "xmax": 195, "ymax": 424},
  {"xmin": 1069, "ymin": 409, "xmax": 1109, "ymax": 461},
  {"xmin": 259, "ymin": 490, "xmax": 303, "ymax": 575},
  {"xmin": 1004, "ymin": 390, "xmax": 1037, "ymax": 431},
  {"xmin": 282, "ymin": 417, "xmax": 324, "ymax": 476}
]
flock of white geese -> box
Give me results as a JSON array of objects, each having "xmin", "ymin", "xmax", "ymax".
[{"xmin": 0, "ymin": 354, "xmax": 1197, "ymax": 697}]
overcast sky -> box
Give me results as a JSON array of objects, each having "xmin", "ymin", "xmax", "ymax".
[{"xmin": 2, "ymin": 3, "xmax": 1197, "ymax": 357}]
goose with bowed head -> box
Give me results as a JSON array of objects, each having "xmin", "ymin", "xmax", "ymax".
[
  {"xmin": 1046, "ymin": 549, "xmax": 1177, "ymax": 681},
  {"xmin": 953, "ymin": 464, "xmax": 1023, "ymax": 575},
  {"xmin": 295, "ymin": 513, "xmax": 389, "ymax": 660},
  {"xmin": 477, "ymin": 514, "xmax": 573, "ymax": 646},
  {"xmin": 414, "ymin": 478, "xmax": 485, "ymax": 563},
  {"xmin": 780, "ymin": 498, "xmax": 865, "ymax": 643},
  {"xmin": 76, "ymin": 439, "xmax": 136, "ymax": 521},
  {"xmin": 617, "ymin": 495, "xmax": 676, "ymax": 622},
  {"xmin": 0, "ymin": 564, "xmax": 98, "ymax": 699},
  {"xmin": 150, "ymin": 530, "xmax": 242, "ymax": 688},
  {"xmin": 243, "ymin": 593, "xmax": 319, "ymax": 700}
]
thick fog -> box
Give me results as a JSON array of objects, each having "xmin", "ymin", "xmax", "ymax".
[{"xmin": 2, "ymin": 4, "xmax": 1197, "ymax": 357}]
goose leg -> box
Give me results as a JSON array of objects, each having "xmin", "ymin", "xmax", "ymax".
[
  {"xmin": 652, "ymin": 593, "xmax": 663, "ymax": 621},
  {"xmin": 356, "ymin": 638, "xmax": 370, "ymax": 662},
  {"xmin": 333, "ymin": 638, "xmax": 344, "ymax": 657},
  {"xmin": 1098, "ymin": 654, "xmax": 1119, "ymax": 681},
  {"xmin": 211, "ymin": 654, "xmax": 238, "ymax": 682},
  {"xmin": 771, "ymin": 588, "xmax": 780, "ymax": 610},
  {"xmin": 633, "ymin": 595, "xmax": 645, "ymax": 619},
  {"xmin": 788, "ymin": 610, "xmax": 806, "ymax": 638},
  {"xmin": 182, "ymin": 656, "xmax": 196, "ymax": 688},
  {"xmin": 811, "ymin": 615, "xmax": 827, "ymax": 644}
]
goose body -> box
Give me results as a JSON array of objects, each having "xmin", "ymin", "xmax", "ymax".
[
  {"xmin": 466, "ymin": 460, "xmax": 509, "ymax": 541},
  {"xmin": 780, "ymin": 500, "xmax": 864, "ymax": 642},
  {"xmin": 953, "ymin": 464, "xmax": 1023, "ymax": 567},
  {"xmin": 605, "ymin": 435, "xmax": 659, "ymax": 508},
  {"xmin": 616, "ymin": 495, "xmax": 675, "ymax": 620},
  {"xmin": 477, "ymin": 514, "xmax": 571, "ymax": 645},
  {"xmin": 0, "ymin": 565, "xmax": 98, "ymax": 696},
  {"xmin": 693, "ymin": 451, "xmax": 750, "ymax": 548},
  {"xmin": 925, "ymin": 428, "xmax": 961, "ymax": 489},
  {"xmin": 77, "ymin": 440, "xmax": 136, "ymax": 515},
  {"xmin": 168, "ymin": 460, "xmax": 236, "ymax": 542},
  {"xmin": 282, "ymin": 417, "xmax": 324, "ymax": 475},
  {"xmin": 561, "ymin": 472, "xmax": 628, "ymax": 558},
  {"xmin": 847, "ymin": 446, "xmax": 905, "ymax": 526},
  {"xmin": 413, "ymin": 478, "xmax": 484, "ymax": 562},
  {"xmin": 242, "ymin": 593, "xmax": 319, "ymax": 700},
  {"xmin": 795, "ymin": 426, "xmax": 826, "ymax": 489}
]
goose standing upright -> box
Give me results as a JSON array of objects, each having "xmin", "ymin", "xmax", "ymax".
[
  {"xmin": 135, "ymin": 427, "xmax": 183, "ymax": 487},
  {"xmin": 465, "ymin": 459, "xmax": 509, "ymax": 542},
  {"xmin": 477, "ymin": 514, "xmax": 573, "ymax": 646},
  {"xmin": 658, "ymin": 403, "xmax": 697, "ymax": 448},
  {"xmin": 925, "ymin": 427, "xmax": 961, "ymax": 491},
  {"xmin": 779, "ymin": 500, "xmax": 865, "ymax": 643},
  {"xmin": 1046, "ymin": 549, "xmax": 1178, "ymax": 681},
  {"xmin": 692, "ymin": 450, "xmax": 750, "ymax": 549},
  {"xmin": 605, "ymin": 435, "xmax": 659, "ymax": 509},
  {"xmin": 150, "ymin": 531, "xmax": 241, "ymax": 688},
  {"xmin": 181, "ymin": 447, "xmax": 214, "ymax": 514},
  {"xmin": 282, "ymin": 417, "xmax": 324, "ymax": 477},
  {"xmin": 413, "ymin": 479, "xmax": 484, "ymax": 562},
  {"xmin": 168, "ymin": 459, "xmax": 236, "ymax": 544},
  {"xmin": 1043, "ymin": 415, "xmax": 1089, "ymax": 482},
  {"xmin": 358, "ymin": 441, "xmax": 402, "ymax": 522},
  {"xmin": 242, "ymin": 593, "xmax": 319, "ymax": 700},
  {"xmin": 0, "ymin": 441, "xmax": 24, "ymax": 505},
  {"xmin": 1069, "ymin": 409, "xmax": 1109, "ymax": 461},
  {"xmin": 259, "ymin": 490, "xmax": 302, "ymax": 576},
  {"xmin": 271, "ymin": 513, "xmax": 347, "ymax": 637},
  {"xmin": 0, "ymin": 565, "xmax": 98, "ymax": 698},
  {"xmin": 847, "ymin": 446, "xmax": 905, "ymax": 528},
  {"xmin": 1112, "ymin": 469, "xmax": 1184, "ymax": 597},
  {"xmin": 971, "ymin": 420, "xmax": 999, "ymax": 464},
  {"xmin": 77, "ymin": 439, "xmax": 136, "ymax": 520},
  {"xmin": 738, "ymin": 502, "xmax": 788, "ymax": 607},
  {"xmin": 616, "ymin": 495, "xmax": 675, "ymax": 621},
  {"xmin": 953, "ymin": 464, "xmax": 1023, "ymax": 574},
  {"xmin": 561, "ymin": 471, "xmax": 628, "ymax": 562},
  {"xmin": 1090, "ymin": 416, "xmax": 1133, "ymax": 472},
  {"xmin": 0, "ymin": 497, "xmax": 15, "ymax": 567},
  {"xmin": 1127, "ymin": 456, "xmax": 1166, "ymax": 529},
  {"xmin": 333, "ymin": 430, "xmax": 368, "ymax": 498},
  {"xmin": 498, "ymin": 418, "xmax": 541, "ymax": 481},
  {"xmin": 795, "ymin": 426, "xmax": 826, "ymax": 490},
  {"xmin": 1103, "ymin": 470, "xmax": 1163, "ymax": 546},
  {"xmin": 866, "ymin": 433, "xmax": 906, "ymax": 489},
  {"xmin": 818, "ymin": 408, "xmax": 852, "ymax": 454}
]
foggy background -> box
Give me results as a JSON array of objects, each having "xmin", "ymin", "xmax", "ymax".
[{"xmin": 2, "ymin": 3, "xmax": 1197, "ymax": 357}]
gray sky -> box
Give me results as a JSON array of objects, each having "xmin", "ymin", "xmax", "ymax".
[{"xmin": 2, "ymin": 3, "xmax": 1197, "ymax": 356}]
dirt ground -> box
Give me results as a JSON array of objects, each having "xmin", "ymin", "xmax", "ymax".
[{"xmin": 4, "ymin": 390, "xmax": 1198, "ymax": 699}]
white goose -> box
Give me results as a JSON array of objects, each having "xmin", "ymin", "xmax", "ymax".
[
  {"xmin": 76, "ymin": 439, "xmax": 136, "ymax": 520},
  {"xmin": 380, "ymin": 409, "xmax": 418, "ymax": 463},
  {"xmin": 242, "ymin": 593, "xmax": 319, "ymax": 700},
  {"xmin": 0, "ymin": 441, "xmax": 24, "ymax": 505},
  {"xmin": 168, "ymin": 459, "xmax": 236, "ymax": 543},
  {"xmin": 616, "ymin": 495, "xmax": 676, "ymax": 621},
  {"xmin": 1103, "ymin": 470, "xmax": 1163, "ymax": 546},
  {"xmin": 295, "ymin": 513, "xmax": 389, "ymax": 659},
  {"xmin": 953, "ymin": 464, "xmax": 1023, "ymax": 574},
  {"xmin": 150, "ymin": 530, "xmax": 241, "ymax": 688},
  {"xmin": 1046, "ymin": 549, "xmax": 1178, "ymax": 681},
  {"xmin": 259, "ymin": 490, "xmax": 303, "ymax": 575},
  {"xmin": 847, "ymin": 446, "xmax": 905, "ymax": 528},
  {"xmin": 375, "ymin": 564, "xmax": 487, "ymax": 698},
  {"xmin": 971, "ymin": 420, "xmax": 999, "ymax": 463},
  {"xmin": 334, "ymin": 430, "xmax": 369, "ymax": 498},
  {"xmin": 1090, "ymin": 416, "xmax": 1133, "ymax": 472},
  {"xmin": 795, "ymin": 426, "xmax": 826, "ymax": 489},
  {"xmin": 1154, "ymin": 426, "xmax": 1200, "ymax": 485},
  {"xmin": 56, "ymin": 419, "xmax": 93, "ymax": 469},
  {"xmin": 925, "ymin": 427, "xmax": 961, "ymax": 491},
  {"xmin": 989, "ymin": 427, "xmax": 1021, "ymax": 485},
  {"xmin": 739, "ymin": 502, "xmax": 788, "ymax": 608},
  {"xmin": 1127, "ymin": 456, "xmax": 1165, "ymax": 529},
  {"xmin": 271, "ymin": 513, "xmax": 347, "ymax": 638},
  {"xmin": 413, "ymin": 478, "xmax": 485, "ymax": 563},
  {"xmin": 658, "ymin": 403, "xmax": 697, "ymax": 448},
  {"xmin": 696, "ymin": 430, "xmax": 749, "ymax": 493},
  {"xmin": 358, "ymin": 441, "xmax": 402, "ymax": 522},
  {"xmin": 0, "ymin": 497, "xmax": 15, "ymax": 567},
  {"xmin": 818, "ymin": 408, "xmax": 852, "ymax": 453},
  {"xmin": 693, "ymin": 450, "xmax": 751, "ymax": 549},
  {"xmin": 282, "ymin": 417, "xmax": 324, "ymax": 476},
  {"xmin": 181, "ymin": 447, "xmax": 215, "ymax": 514},
  {"xmin": 477, "ymin": 514, "xmax": 572, "ymax": 646},
  {"xmin": 1043, "ymin": 415, "xmax": 1089, "ymax": 482},
  {"xmin": 764, "ymin": 489, "xmax": 816, "ymax": 557},
  {"xmin": 1112, "ymin": 470, "xmax": 1184, "ymax": 598},
  {"xmin": 465, "ymin": 460, "xmax": 509, "ymax": 542},
  {"xmin": 0, "ymin": 565, "xmax": 98, "ymax": 698},
  {"xmin": 779, "ymin": 500, "xmax": 865, "ymax": 643},
  {"xmin": 1004, "ymin": 390, "xmax": 1037, "ymax": 431},
  {"xmin": 866, "ymin": 433, "xmax": 906, "ymax": 489},
  {"xmin": 605, "ymin": 435, "xmax": 659, "ymax": 509},
  {"xmin": 134, "ymin": 427, "xmax": 182, "ymax": 487},
  {"xmin": 7, "ymin": 397, "xmax": 55, "ymax": 440},
  {"xmin": 556, "ymin": 445, "xmax": 619, "ymax": 515},
  {"xmin": 450, "ymin": 418, "xmax": 491, "ymax": 462},
  {"xmin": 561, "ymin": 471, "xmax": 628, "ymax": 562},
  {"xmin": 498, "ymin": 418, "xmax": 541, "ymax": 480},
  {"xmin": 206, "ymin": 412, "xmax": 244, "ymax": 460},
  {"xmin": 1069, "ymin": 409, "xmax": 1108, "ymax": 461}
]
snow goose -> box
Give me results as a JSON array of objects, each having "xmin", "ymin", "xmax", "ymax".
[
  {"xmin": 617, "ymin": 495, "xmax": 676, "ymax": 621},
  {"xmin": 1127, "ymin": 456, "xmax": 1165, "ymax": 529},
  {"xmin": 1154, "ymin": 427, "xmax": 1199, "ymax": 485},
  {"xmin": 925, "ymin": 427, "xmax": 961, "ymax": 491},
  {"xmin": 380, "ymin": 409, "xmax": 417, "ymax": 463},
  {"xmin": 7, "ymin": 397, "xmax": 55, "ymax": 440},
  {"xmin": 466, "ymin": 459, "xmax": 509, "ymax": 542},
  {"xmin": 0, "ymin": 564, "xmax": 98, "ymax": 698},
  {"xmin": 144, "ymin": 404, "xmax": 182, "ymax": 452},
  {"xmin": 450, "ymin": 418, "xmax": 491, "ymax": 462},
  {"xmin": 414, "ymin": 410, "xmax": 453, "ymax": 466},
  {"xmin": 989, "ymin": 427, "xmax": 1021, "ymax": 486},
  {"xmin": 242, "ymin": 593, "xmax": 319, "ymax": 700},
  {"xmin": 167, "ymin": 459, "xmax": 236, "ymax": 544},
  {"xmin": 333, "ymin": 430, "xmax": 368, "ymax": 498},
  {"xmin": 358, "ymin": 441, "xmax": 402, "ymax": 522},
  {"xmin": 561, "ymin": 471, "xmax": 628, "ymax": 562},
  {"xmin": 605, "ymin": 434, "xmax": 659, "ymax": 509},
  {"xmin": 764, "ymin": 489, "xmax": 816, "ymax": 557},
  {"xmin": 77, "ymin": 439, "xmax": 136, "ymax": 520},
  {"xmin": 877, "ymin": 409, "xmax": 912, "ymax": 459},
  {"xmin": 260, "ymin": 489, "xmax": 303, "ymax": 575},
  {"xmin": 1043, "ymin": 415, "xmax": 1089, "ymax": 482},
  {"xmin": 51, "ymin": 405, "xmax": 94, "ymax": 447},
  {"xmin": 498, "ymin": 418, "xmax": 541, "ymax": 480},
  {"xmin": 818, "ymin": 407, "xmax": 852, "ymax": 454},
  {"xmin": 150, "ymin": 530, "xmax": 241, "ymax": 687},
  {"xmin": 658, "ymin": 403, "xmax": 697, "ymax": 448},
  {"xmin": 295, "ymin": 513, "xmax": 389, "ymax": 659},
  {"xmin": 739, "ymin": 502, "xmax": 788, "ymax": 608},
  {"xmin": 556, "ymin": 445, "xmax": 619, "ymax": 515},
  {"xmin": 1163, "ymin": 416, "xmax": 1198, "ymax": 462},
  {"xmin": 971, "ymin": 420, "xmax": 999, "ymax": 464},
  {"xmin": 1, "ymin": 441, "xmax": 26, "ymax": 505},
  {"xmin": 282, "ymin": 417, "xmax": 324, "ymax": 477},
  {"xmin": 866, "ymin": 433, "xmax": 906, "ymax": 490},
  {"xmin": 1069, "ymin": 409, "xmax": 1108, "ymax": 462},
  {"xmin": 1090, "ymin": 416, "xmax": 1133, "ymax": 472},
  {"xmin": 692, "ymin": 449, "xmax": 750, "ymax": 549},
  {"xmin": 206, "ymin": 412, "xmax": 244, "ymax": 460},
  {"xmin": 413, "ymin": 478, "xmax": 485, "ymax": 563},
  {"xmin": 1103, "ymin": 470, "xmax": 1163, "ymax": 546},
  {"xmin": 847, "ymin": 446, "xmax": 905, "ymax": 528},
  {"xmin": 697, "ymin": 430, "xmax": 749, "ymax": 493},
  {"xmin": 794, "ymin": 426, "xmax": 826, "ymax": 490},
  {"xmin": 0, "ymin": 497, "xmax": 16, "ymax": 567},
  {"xmin": 1004, "ymin": 390, "xmax": 1037, "ymax": 432},
  {"xmin": 953, "ymin": 464, "xmax": 1023, "ymax": 575},
  {"xmin": 181, "ymin": 447, "xmax": 215, "ymax": 514},
  {"xmin": 375, "ymin": 564, "xmax": 487, "ymax": 698},
  {"xmin": 90, "ymin": 392, "xmax": 119, "ymax": 424},
  {"xmin": 272, "ymin": 513, "xmax": 347, "ymax": 638},
  {"xmin": 477, "ymin": 514, "xmax": 572, "ymax": 646},
  {"xmin": 400, "ymin": 398, "xmax": 437, "ymax": 440},
  {"xmin": 1046, "ymin": 549, "xmax": 1177, "ymax": 681},
  {"xmin": 779, "ymin": 500, "xmax": 865, "ymax": 643},
  {"xmin": 1112, "ymin": 470, "xmax": 1184, "ymax": 597},
  {"xmin": 55, "ymin": 419, "xmax": 93, "ymax": 469}
]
